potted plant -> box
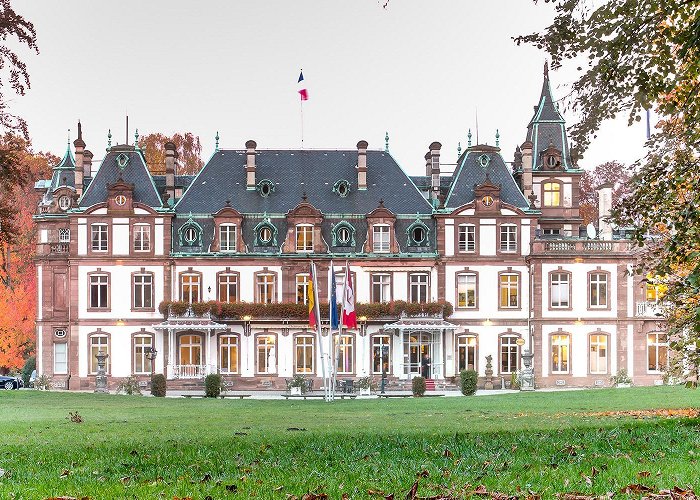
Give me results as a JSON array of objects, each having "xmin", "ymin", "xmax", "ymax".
[
  {"xmin": 611, "ymin": 369, "xmax": 632, "ymax": 388},
  {"xmin": 356, "ymin": 376, "xmax": 376, "ymax": 396},
  {"xmin": 289, "ymin": 375, "xmax": 307, "ymax": 395}
]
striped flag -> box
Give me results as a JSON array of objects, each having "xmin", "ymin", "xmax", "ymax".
[
  {"xmin": 298, "ymin": 70, "xmax": 309, "ymax": 101},
  {"xmin": 329, "ymin": 262, "xmax": 339, "ymax": 330},
  {"xmin": 342, "ymin": 262, "xmax": 357, "ymax": 328},
  {"xmin": 308, "ymin": 263, "xmax": 317, "ymax": 327}
]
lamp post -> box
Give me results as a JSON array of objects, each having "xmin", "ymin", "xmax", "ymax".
[
  {"xmin": 145, "ymin": 346, "xmax": 158, "ymax": 375},
  {"xmin": 380, "ymin": 344, "xmax": 389, "ymax": 394}
]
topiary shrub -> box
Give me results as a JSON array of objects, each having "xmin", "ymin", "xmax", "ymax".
[
  {"xmin": 151, "ymin": 373, "xmax": 166, "ymax": 397},
  {"xmin": 460, "ymin": 369, "xmax": 478, "ymax": 395},
  {"xmin": 205, "ymin": 374, "xmax": 223, "ymax": 398},
  {"xmin": 412, "ymin": 376, "xmax": 426, "ymax": 397},
  {"xmin": 22, "ymin": 356, "xmax": 36, "ymax": 387}
]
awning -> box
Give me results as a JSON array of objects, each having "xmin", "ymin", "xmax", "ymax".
[{"xmin": 383, "ymin": 316, "xmax": 459, "ymax": 332}]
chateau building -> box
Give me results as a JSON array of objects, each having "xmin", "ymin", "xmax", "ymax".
[{"xmin": 33, "ymin": 67, "xmax": 667, "ymax": 391}]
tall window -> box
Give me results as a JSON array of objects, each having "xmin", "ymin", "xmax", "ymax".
[
  {"xmin": 371, "ymin": 274, "xmax": 391, "ymax": 303},
  {"xmin": 220, "ymin": 224, "xmax": 237, "ymax": 252},
  {"xmin": 551, "ymin": 334, "xmax": 570, "ymax": 373},
  {"xmin": 91, "ymin": 223, "xmax": 108, "ymax": 251},
  {"xmin": 499, "ymin": 273, "xmax": 519, "ymax": 308},
  {"xmin": 133, "ymin": 224, "xmax": 150, "ymax": 252},
  {"xmin": 336, "ymin": 334, "xmax": 354, "ymax": 374},
  {"xmin": 543, "ymin": 182, "xmax": 561, "ymax": 207},
  {"xmin": 456, "ymin": 335, "xmax": 476, "ymax": 372},
  {"xmin": 218, "ymin": 273, "xmax": 238, "ymax": 303},
  {"xmin": 89, "ymin": 335, "xmax": 109, "ymax": 374},
  {"xmin": 500, "ymin": 225, "xmax": 517, "ymax": 252},
  {"xmin": 54, "ymin": 343, "xmax": 68, "ymax": 374},
  {"xmin": 647, "ymin": 332, "xmax": 668, "ymax": 372},
  {"xmin": 296, "ymin": 274, "xmax": 310, "ymax": 304},
  {"xmin": 457, "ymin": 274, "xmax": 477, "ymax": 308},
  {"xmin": 58, "ymin": 228, "xmax": 70, "ymax": 243},
  {"xmin": 134, "ymin": 335, "xmax": 153, "ymax": 374},
  {"xmin": 89, "ymin": 274, "xmax": 109, "ymax": 309},
  {"xmin": 409, "ymin": 274, "xmax": 429, "ymax": 303},
  {"xmin": 296, "ymin": 224, "xmax": 313, "ymax": 252},
  {"xmin": 181, "ymin": 274, "xmax": 201, "ymax": 303},
  {"xmin": 219, "ymin": 335, "xmax": 239, "ymax": 374},
  {"xmin": 133, "ymin": 274, "xmax": 153, "ymax": 309},
  {"xmin": 458, "ymin": 224, "xmax": 476, "ymax": 252},
  {"xmin": 256, "ymin": 273, "xmax": 275, "ymax": 303},
  {"xmin": 589, "ymin": 273, "xmax": 608, "ymax": 308},
  {"xmin": 295, "ymin": 335, "xmax": 314, "ymax": 374},
  {"xmin": 589, "ymin": 334, "xmax": 607, "ymax": 374},
  {"xmin": 500, "ymin": 336, "xmax": 519, "ymax": 374},
  {"xmin": 256, "ymin": 335, "xmax": 276, "ymax": 373},
  {"xmin": 373, "ymin": 225, "xmax": 390, "ymax": 253},
  {"xmin": 179, "ymin": 335, "xmax": 202, "ymax": 366},
  {"xmin": 550, "ymin": 272, "xmax": 570, "ymax": 308},
  {"xmin": 371, "ymin": 335, "xmax": 391, "ymax": 374}
]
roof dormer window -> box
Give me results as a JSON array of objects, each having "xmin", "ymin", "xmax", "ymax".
[
  {"xmin": 257, "ymin": 179, "xmax": 275, "ymax": 197},
  {"xmin": 333, "ymin": 179, "xmax": 351, "ymax": 197}
]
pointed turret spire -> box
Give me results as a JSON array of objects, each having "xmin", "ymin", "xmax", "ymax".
[
  {"xmin": 215, "ymin": 131, "xmax": 220, "ymax": 151},
  {"xmin": 544, "ymin": 60, "xmax": 549, "ymax": 78},
  {"xmin": 384, "ymin": 131, "xmax": 389, "ymax": 152}
]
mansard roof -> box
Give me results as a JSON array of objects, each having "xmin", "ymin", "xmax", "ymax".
[
  {"xmin": 175, "ymin": 149, "xmax": 432, "ymax": 216},
  {"xmin": 445, "ymin": 146, "xmax": 530, "ymax": 210},
  {"xmin": 525, "ymin": 62, "xmax": 575, "ymax": 170},
  {"xmin": 80, "ymin": 145, "xmax": 163, "ymax": 208},
  {"xmin": 47, "ymin": 144, "xmax": 76, "ymax": 193}
]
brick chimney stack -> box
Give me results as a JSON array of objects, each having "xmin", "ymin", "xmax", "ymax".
[
  {"xmin": 164, "ymin": 141, "xmax": 177, "ymax": 203},
  {"xmin": 83, "ymin": 150, "xmax": 94, "ymax": 179},
  {"xmin": 357, "ymin": 140, "xmax": 368, "ymax": 190},
  {"xmin": 429, "ymin": 142, "xmax": 442, "ymax": 203},
  {"xmin": 246, "ymin": 140, "xmax": 257, "ymax": 190},
  {"xmin": 73, "ymin": 121, "xmax": 86, "ymax": 196}
]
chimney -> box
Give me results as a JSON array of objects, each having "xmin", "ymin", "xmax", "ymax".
[
  {"xmin": 597, "ymin": 182, "xmax": 614, "ymax": 240},
  {"xmin": 424, "ymin": 152, "xmax": 431, "ymax": 177},
  {"xmin": 521, "ymin": 141, "xmax": 533, "ymax": 201},
  {"xmin": 429, "ymin": 142, "xmax": 441, "ymax": 203},
  {"xmin": 356, "ymin": 140, "xmax": 368, "ymax": 190},
  {"xmin": 73, "ymin": 121, "xmax": 86, "ymax": 196},
  {"xmin": 164, "ymin": 141, "xmax": 177, "ymax": 203},
  {"xmin": 245, "ymin": 139, "xmax": 257, "ymax": 189},
  {"xmin": 84, "ymin": 150, "xmax": 94, "ymax": 179}
]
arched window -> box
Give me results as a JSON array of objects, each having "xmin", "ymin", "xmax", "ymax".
[
  {"xmin": 551, "ymin": 333, "xmax": 570, "ymax": 373},
  {"xmin": 336, "ymin": 334, "xmax": 354, "ymax": 374},
  {"xmin": 219, "ymin": 335, "xmax": 239, "ymax": 374},
  {"xmin": 295, "ymin": 335, "xmax": 315, "ymax": 374},
  {"xmin": 589, "ymin": 333, "xmax": 608, "ymax": 374},
  {"xmin": 456, "ymin": 335, "xmax": 477, "ymax": 372},
  {"xmin": 88, "ymin": 333, "xmax": 109, "ymax": 374},
  {"xmin": 133, "ymin": 334, "xmax": 154, "ymax": 374},
  {"xmin": 499, "ymin": 335, "xmax": 520, "ymax": 374}
]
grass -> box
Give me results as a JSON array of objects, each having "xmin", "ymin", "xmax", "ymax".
[{"xmin": 0, "ymin": 387, "xmax": 699, "ymax": 498}]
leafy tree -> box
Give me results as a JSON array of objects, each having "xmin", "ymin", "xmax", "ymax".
[
  {"xmin": 578, "ymin": 161, "xmax": 632, "ymax": 225},
  {"xmin": 518, "ymin": 0, "xmax": 700, "ymax": 383},
  {"xmin": 138, "ymin": 132, "xmax": 204, "ymax": 175}
]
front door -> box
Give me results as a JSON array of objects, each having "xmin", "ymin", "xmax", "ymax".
[{"xmin": 404, "ymin": 332, "xmax": 432, "ymax": 378}]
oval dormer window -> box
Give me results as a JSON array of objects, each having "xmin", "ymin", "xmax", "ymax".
[
  {"xmin": 257, "ymin": 179, "xmax": 275, "ymax": 197},
  {"xmin": 412, "ymin": 226, "xmax": 426, "ymax": 244},
  {"xmin": 337, "ymin": 226, "xmax": 351, "ymax": 245},
  {"xmin": 58, "ymin": 195, "xmax": 71, "ymax": 211},
  {"xmin": 184, "ymin": 227, "xmax": 198, "ymax": 244},
  {"xmin": 333, "ymin": 179, "xmax": 351, "ymax": 198},
  {"xmin": 547, "ymin": 155, "xmax": 558, "ymax": 168},
  {"xmin": 259, "ymin": 226, "xmax": 272, "ymax": 244}
]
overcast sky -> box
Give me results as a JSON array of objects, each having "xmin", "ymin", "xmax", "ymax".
[{"xmin": 13, "ymin": 0, "xmax": 647, "ymax": 176}]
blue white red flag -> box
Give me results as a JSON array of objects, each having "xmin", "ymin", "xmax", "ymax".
[{"xmin": 298, "ymin": 70, "xmax": 309, "ymax": 101}]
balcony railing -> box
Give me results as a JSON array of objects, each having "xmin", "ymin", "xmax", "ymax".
[
  {"xmin": 533, "ymin": 239, "xmax": 632, "ymax": 254},
  {"xmin": 636, "ymin": 301, "xmax": 665, "ymax": 318},
  {"xmin": 171, "ymin": 364, "xmax": 210, "ymax": 379},
  {"xmin": 49, "ymin": 243, "xmax": 69, "ymax": 253}
]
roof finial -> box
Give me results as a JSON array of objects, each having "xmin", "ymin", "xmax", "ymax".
[
  {"xmin": 495, "ymin": 129, "xmax": 500, "ymax": 147},
  {"xmin": 384, "ymin": 131, "xmax": 389, "ymax": 152},
  {"xmin": 302, "ymin": 191, "xmax": 307, "ymax": 202},
  {"xmin": 107, "ymin": 129, "xmax": 112, "ymax": 148},
  {"xmin": 77, "ymin": 120, "xmax": 82, "ymax": 140},
  {"xmin": 457, "ymin": 141, "xmax": 462, "ymax": 160},
  {"xmin": 467, "ymin": 129, "xmax": 472, "ymax": 148},
  {"xmin": 134, "ymin": 128, "xmax": 139, "ymax": 147},
  {"xmin": 67, "ymin": 128, "xmax": 70, "ymax": 145},
  {"xmin": 215, "ymin": 131, "xmax": 220, "ymax": 151},
  {"xmin": 544, "ymin": 60, "xmax": 549, "ymax": 77}
]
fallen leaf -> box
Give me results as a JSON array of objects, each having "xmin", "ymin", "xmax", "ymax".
[
  {"xmin": 637, "ymin": 471, "xmax": 651, "ymax": 478},
  {"xmin": 200, "ymin": 473, "xmax": 212, "ymax": 483},
  {"xmin": 119, "ymin": 476, "xmax": 130, "ymax": 484},
  {"xmin": 367, "ymin": 489, "xmax": 386, "ymax": 496},
  {"xmin": 619, "ymin": 484, "xmax": 653, "ymax": 494},
  {"xmin": 443, "ymin": 449, "xmax": 453, "ymax": 457},
  {"xmin": 60, "ymin": 469, "xmax": 70, "ymax": 478},
  {"xmin": 405, "ymin": 480, "xmax": 419, "ymax": 499},
  {"xmin": 416, "ymin": 470, "xmax": 429, "ymax": 478}
]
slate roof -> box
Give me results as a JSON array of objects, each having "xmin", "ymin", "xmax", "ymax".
[
  {"xmin": 525, "ymin": 65, "xmax": 574, "ymax": 170},
  {"xmin": 48, "ymin": 145, "xmax": 76, "ymax": 192},
  {"xmin": 444, "ymin": 147, "xmax": 530, "ymax": 210},
  {"xmin": 80, "ymin": 145, "xmax": 163, "ymax": 208},
  {"xmin": 176, "ymin": 149, "xmax": 433, "ymax": 216}
]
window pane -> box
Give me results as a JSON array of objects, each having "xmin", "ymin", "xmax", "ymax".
[{"xmin": 54, "ymin": 343, "xmax": 68, "ymax": 374}]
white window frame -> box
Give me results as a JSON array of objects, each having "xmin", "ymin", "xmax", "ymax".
[
  {"xmin": 500, "ymin": 336, "xmax": 519, "ymax": 374},
  {"xmin": 372, "ymin": 224, "xmax": 390, "ymax": 253},
  {"xmin": 256, "ymin": 273, "xmax": 275, "ymax": 304},
  {"xmin": 500, "ymin": 224, "xmax": 517, "ymax": 252},
  {"xmin": 371, "ymin": 273, "xmax": 391, "ymax": 303},
  {"xmin": 550, "ymin": 272, "xmax": 570, "ymax": 308},
  {"xmin": 458, "ymin": 224, "xmax": 476, "ymax": 252},
  {"xmin": 89, "ymin": 274, "xmax": 109, "ymax": 309},
  {"xmin": 336, "ymin": 334, "xmax": 354, "ymax": 374},
  {"xmin": 647, "ymin": 332, "xmax": 669, "ymax": 373},
  {"xmin": 89, "ymin": 335, "xmax": 109, "ymax": 374},
  {"xmin": 457, "ymin": 273, "xmax": 477, "ymax": 308},
  {"xmin": 589, "ymin": 334, "xmax": 608, "ymax": 374},
  {"xmin": 409, "ymin": 273, "xmax": 429, "ymax": 303},
  {"xmin": 296, "ymin": 274, "xmax": 310, "ymax": 305},
  {"xmin": 180, "ymin": 273, "xmax": 201, "ymax": 304},
  {"xmin": 256, "ymin": 335, "xmax": 276, "ymax": 374},
  {"xmin": 551, "ymin": 334, "xmax": 570, "ymax": 374},
  {"xmin": 295, "ymin": 335, "xmax": 315, "ymax": 374},
  {"xmin": 456, "ymin": 335, "xmax": 477, "ymax": 372},
  {"xmin": 499, "ymin": 273, "xmax": 519, "ymax": 309},
  {"xmin": 220, "ymin": 224, "xmax": 237, "ymax": 252},
  {"xmin": 589, "ymin": 273, "xmax": 608, "ymax": 308},
  {"xmin": 296, "ymin": 224, "xmax": 313, "ymax": 252},
  {"xmin": 58, "ymin": 228, "xmax": 70, "ymax": 243},
  {"xmin": 371, "ymin": 335, "xmax": 391, "ymax": 374},
  {"xmin": 542, "ymin": 182, "xmax": 561, "ymax": 207},
  {"xmin": 133, "ymin": 273, "xmax": 153, "ymax": 309},
  {"xmin": 91, "ymin": 223, "xmax": 108, "ymax": 252},
  {"xmin": 218, "ymin": 273, "xmax": 238, "ymax": 303},
  {"xmin": 54, "ymin": 343, "xmax": 68, "ymax": 374},
  {"xmin": 133, "ymin": 224, "xmax": 151, "ymax": 252},
  {"xmin": 219, "ymin": 335, "xmax": 239, "ymax": 374},
  {"xmin": 134, "ymin": 335, "xmax": 153, "ymax": 374}
]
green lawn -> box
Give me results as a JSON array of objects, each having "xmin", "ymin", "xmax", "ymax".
[{"xmin": 1, "ymin": 387, "xmax": 699, "ymax": 499}]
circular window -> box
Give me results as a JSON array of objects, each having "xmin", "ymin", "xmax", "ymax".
[
  {"xmin": 478, "ymin": 154, "xmax": 490, "ymax": 168},
  {"xmin": 337, "ymin": 226, "xmax": 351, "ymax": 245},
  {"xmin": 54, "ymin": 329, "xmax": 67, "ymax": 339},
  {"xmin": 481, "ymin": 195, "xmax": 494, "ymax": 207},
  {"xmin": 338, "ymin": 183, "xmax": 347, "ymax": 196},
  {"xmin": 412, "ymin": 226, "xmax": 425, "ymax": 243},
  {"xmin": 58, "ymin": 196, "xmax": 71, "ymax": 211},
  {"xmin": 184, "ymin": 227, "xmax": 198, "ymax": 244},
  {"xmin": 114, "ymin": 195, "xmax": 127, "ymax": 206},
  {"xmin": 259, "ymin": 226, "xmax": 272, "ymax": 243},
  {"xmin": 547, "ymin": 155, "xmax": 558, "ymax": 168},
  {"xmin": 257, "ymin": 180, "xmax": 275, "ymax": 197}
]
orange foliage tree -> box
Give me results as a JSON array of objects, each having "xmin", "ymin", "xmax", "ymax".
[
  {"xmin": 0, "ymin": 134, "xmax": 55, "ymax": 372},
  {"xmin": 138, "ymin": 132, "xmax": 204, "ymax": 175}
]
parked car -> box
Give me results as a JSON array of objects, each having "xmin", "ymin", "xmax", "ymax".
[{"xmin": 0, "ymin": 375, "xmax": 23, "ymax": 390}]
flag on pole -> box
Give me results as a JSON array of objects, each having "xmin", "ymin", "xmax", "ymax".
[
  {"xmin": 298, "ymin": 70, "xmax": 309, "ymax": 101},
  {"xmin": 342, "ymin": 263, "xmax": 357, "ymax": 328},
  {"xmin": 308, "ymin": 263, "xmax": 317, "ymax": 327},
  {"xmin": 329, "ymin": 262, "xmax": 339, "ymax": 329}
]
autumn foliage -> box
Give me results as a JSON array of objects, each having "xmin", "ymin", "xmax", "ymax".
[
  {"xmin": 138, "ymin": 132, "xmax": 204, "ymax": 175},
  {"xmin": 0, "ymin": 134, "xmax": 55, "ymax": 372}
]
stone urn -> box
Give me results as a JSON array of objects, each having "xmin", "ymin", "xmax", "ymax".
[
  {"xmin": 520, "ymin": 350, "xmax": 535, "ymax": 391},
  {"xmin": 94, "ymin": 351, "xmax": 109, "ymax": 393}
]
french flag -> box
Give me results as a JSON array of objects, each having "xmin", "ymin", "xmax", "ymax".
[
  {"xmin": 298, "ymin": 70, "xmax": 309, "ymax": 101},
  {"xmin": 342, "ymin": 262, "xmax": 356, "ymax": 329}
]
